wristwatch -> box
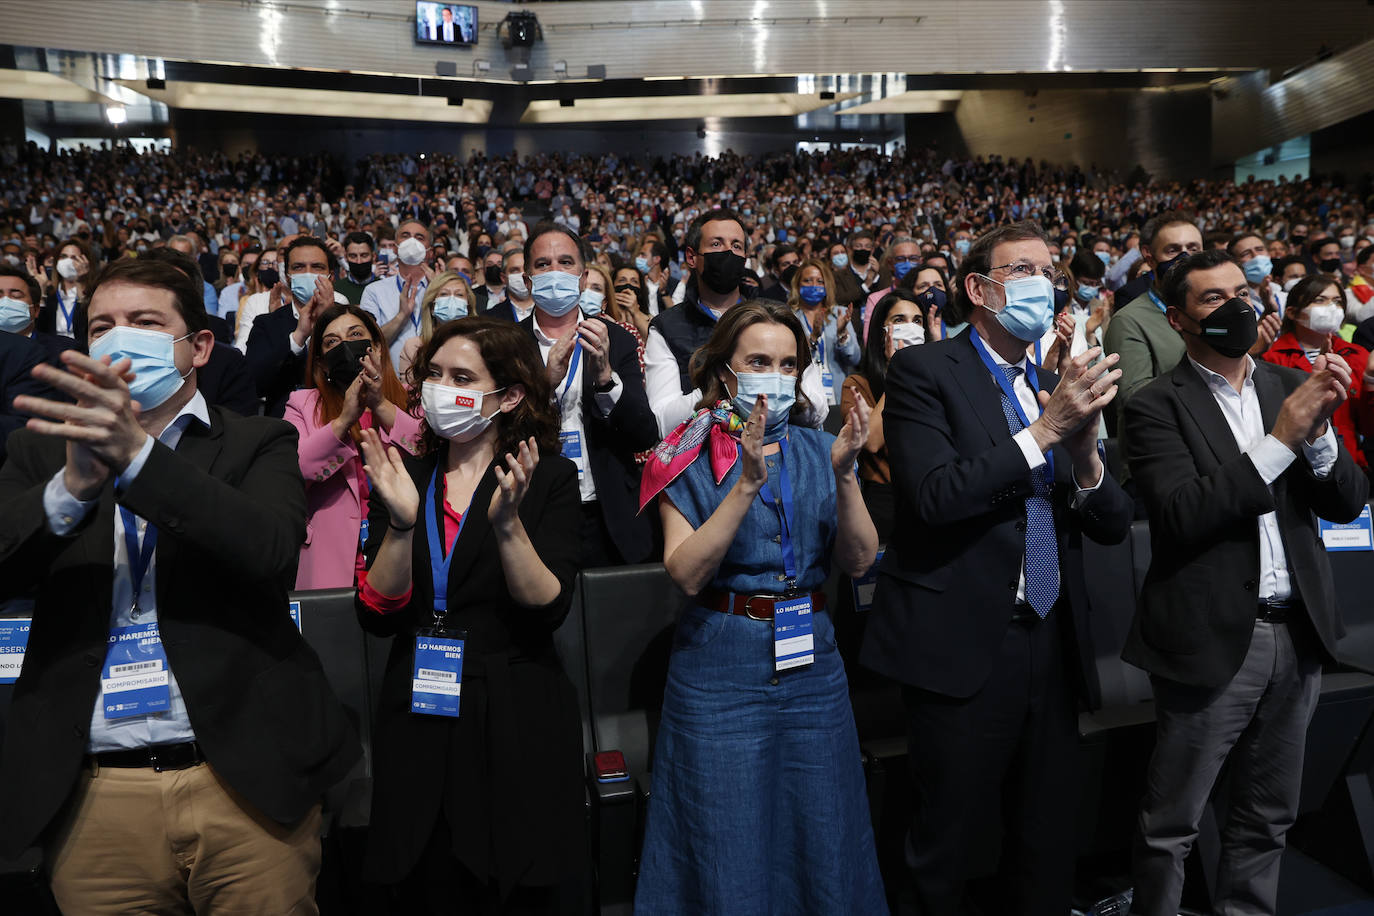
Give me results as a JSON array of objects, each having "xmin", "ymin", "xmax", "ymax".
[{"xmin": 593, "ymin": 374, "xmax": 618, "ymax": 393}]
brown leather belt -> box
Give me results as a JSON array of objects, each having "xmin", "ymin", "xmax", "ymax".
[{"xmin": 698, "ymin": 588, "xmax": 827, "ymax": 621}]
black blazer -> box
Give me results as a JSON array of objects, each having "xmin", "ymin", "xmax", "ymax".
[
  {"xmin": 198, "ymin": 342, "xmax": 261, "ymax": 417},
  {"xmin": 1121, "ymin": 358, "xmax": 1369, "ymax": 687},
  {"xmin": 244, "ymin": 305, "xmax": 306, "ymax": 418},
  {"xmin": 519, "ymin": 314, "xmax": 660, "ymax": 563},
  {"xmin": 0, "ymin": 408, "xmax": 359, "ymax": 856},
  {"xmin": 28, "ymin": 330, "xmax": 79, "ymax": 367},
  {"xmin": 355, "ymin": 447, "xmax": 586, "ymax": 892},
  {"xmin": 860, "ymin": 331, "xmax": 1133, "ymax": 698},
  {"xmin": 1, "ymin": 331, "xmax": 68, "ymax": 466}
]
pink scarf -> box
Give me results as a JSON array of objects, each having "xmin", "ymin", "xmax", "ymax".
[{"xmin": 638, "ymin": 401, "xmax": 744, "ymax": 513}]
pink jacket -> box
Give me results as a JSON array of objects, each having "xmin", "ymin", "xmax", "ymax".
[{"xmin": 284, "ymin": 388, "xmax": 423, "ymax": 590}]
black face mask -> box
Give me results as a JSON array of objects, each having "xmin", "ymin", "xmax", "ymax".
[
  {"xmin": 484, "ymin": 264, "xmax": 504, "ymax": 287},
  {"xmin": 1054, "ymin": 287, "xmax": 1070, "ymax": 313},
  {"xmin": 323, "ymin": 339, "xmax": 372, "ymax": 390},
  {"xmin": 1320, "ymin": 257, "xmax": 1342, "ymax": 273},
  {"xmin": 257, "ymin": 267, "xmax": 279, "ymax": 288},
  {"xmin": 1153, "ymin": 251, "xmax": 1188, "ymax": 284},
  {"xmin": 348, "ymin": 259, "xmax": 374, "ymax": 282},
  {"xmin": 851, "ymin": 248, "xmax": 873, "ymax": 266},
  {"xmin": 699, "ymin": 250, "xmax": 748, "ymax": 295},
  {"xmin": 916, "ymin": 287, "xmax": 947, "ymax": 313},
  {"xmin": 222, "ymin": 262, "xmax": 238, "ymax": 279},
  {"xmin": 779, "ymin": 264, "xmax": 800, "ymax": 288},
  {"xmin": 1290, "ymin": 234, "xmax": 1307, "ymax": 248},
  {"xmin": 1182, "ymin": 297, "xmax": 1258, "ymax": 358},
  {"xmin": 615, "ymin": 282, "xmax": 647, "ymax": 308}
]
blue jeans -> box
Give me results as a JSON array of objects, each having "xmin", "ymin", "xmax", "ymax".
[{"xmin": 635, "ymin": 606, "xmax": 887, "ymax": 915}]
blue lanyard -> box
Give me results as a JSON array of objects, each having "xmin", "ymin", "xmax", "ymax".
[
  {"xmin": 756, "ymin": 438, "xmax": 798, "ymax": 586},
  {"xmin": 1032, "ymin": 338, "xmax": 1042, "ymax": 366},
  {"xmin": 58, "ymin": 288, "xmax": 75, "ymax": 330},
  {"xmin": 1147, "ymin": 290, "xmax": 1167, "ymax": 313},
  {"xmin": 424, "ymin": 467, "xmax": 469, "ymax": 615},
  {"xmin": 557, "ymin": 343, "xmax": 582, "ymax": 406},
  {"xmin": 969, "ymin": 328, "xmax": 1055, "ymax": 479},
  {"xmin": 118, "ymin": 507, "xmax": 157, "ymax": 611},
  {"xmin": 799, "ymin": 311, "xmax": 826, "ymax": 367},
  {"xmin": 399, "ymin": 275, "xmax": 424, "ymax": 332}
]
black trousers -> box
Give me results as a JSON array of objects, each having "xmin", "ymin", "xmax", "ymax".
[
  {"xmin": 578, "ymin": 500, "xmax": 621, "ymax": 569},
  {"xmin": 385, "ymin": 814, "xmax": 558, "ymax": 915},
  {"xmin": 902, "ymin": 609, "xmax": 1079, "ymax": 916}
]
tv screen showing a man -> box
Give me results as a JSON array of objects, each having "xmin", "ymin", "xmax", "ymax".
[{"xmin": 417, "ymin": 2, "xmax": 476, "ymax": 45}]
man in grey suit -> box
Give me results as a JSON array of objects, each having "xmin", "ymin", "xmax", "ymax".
[{"xmin": 1122, "ymin": 249, "xmax": 1369, "ymax": 916}]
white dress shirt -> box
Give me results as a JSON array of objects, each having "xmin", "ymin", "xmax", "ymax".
[
  {"xmin": 1188, "ymin": 356, "xmax": 1337, "ymax": 601},
  {"xmin": 233, "ymin": 288, "xmax": 348, "ymax": 354},
  {"xmin": 360, "ymin": 274, "xmax": 429, "ymax": 364},
  {"xmin": 532, "ymin": 314, "xmax": 623, "ymax": 502},
  {"xmin": 42, "ymin": 390, "xmax": 211, "ymax": 751},
  {"xmin": 983, "ymin": 343, "xmax": 1103, "ymax": 603}
]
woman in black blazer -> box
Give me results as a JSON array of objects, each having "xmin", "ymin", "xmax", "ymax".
[{"xmin": 355, "ymin": 315, "xmax": 585, "ymax": 913}]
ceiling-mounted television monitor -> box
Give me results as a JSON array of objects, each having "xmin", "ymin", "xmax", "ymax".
[{"xmin": 416, "ymin": 2, "xmax": 477, "ymax": 46}]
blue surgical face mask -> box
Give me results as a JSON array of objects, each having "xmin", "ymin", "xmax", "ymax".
[
  {"xmin": 531, "ymin": 270, "xmax": 581, "ymax": 317},
  {"xmin": 831, "ymin": 252, "xmax": 849, "ymax": 271},
  {"xmin": 980, "ymin": 274, "xmax": 1056, "ymax": 343},
  {"xmin": 1095, "ymin": 250, "xmax": 1112, "ymax": 267},
  {"xmin": 1075, "ymin": 283, "xmax": 1099, "ymax": 304},
  {"xmin": 89, "ymin": 325, "xmax": 192, "ymax": 410},
  {"xmin": 799, "ymin": 284, "xmax": 827, "ymax": 305},
  {"xmin": 578, "ymin": 289, "xmax": 604, "ymax": 317},
  {"xmin": 289, "ymin": 271, "xmax": 320, "ymax": 303},
  {"xmin": 893, "ymin": 260, "xmax": 916, "ymax": 280},
  {"xmin": 728, "ymin": 366, "xmax": 796, "ymax": 434},
  {"xmin": 954, "ymin": 238, "xmax": 971, "ymax": 256},
  {"xmin": 1242, "ymin": 254, "xmax": 1273, "ymax": 285},
  {"xmin": 0, "ymin": 298, "xmax": 31, "ymax": 333},
  {"xmin": 432, "ymin": 294, "xmax": 467, "ymax": 323},
  {"xmin": 635, "ymin": 256, "xmax": 650, "ymax": 273}
]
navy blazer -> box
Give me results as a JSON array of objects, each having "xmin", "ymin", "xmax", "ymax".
[{"xmin": 860, "ymin": 330, "xmax": 1133, "ymax": 698}]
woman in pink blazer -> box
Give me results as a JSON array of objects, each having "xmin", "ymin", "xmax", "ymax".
[{"xmin": 285, "ymin": 303, "xmax": 422, "ymax": 589}]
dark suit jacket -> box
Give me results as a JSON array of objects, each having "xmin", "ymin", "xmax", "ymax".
[
  {"xmin": 356, "ymin": 448, "xmax": 585, "ymax": 890},
  {"xmin": 244, "ymin": 306, "xmax": 307, "ymax": 418},
  {"xmin": 199, "ymin": 342, "xmax": 261, "ymax": 416},
  {"xmin": 519, "ymin": 314, "xmax": 660, "ymax": 562},
  {"xmin": 28, "ymin": 330, "xmax": 79, "ymax": 367},
  {"xmin": 832, "ymin": 266, "xmax": 866, "ymax": 310},
  {"xmin": 1354, "ymin": 315, "xmax": 1374, "ymax": 353},
  {"xmin": 1121, "ymin": 358, "xmax": 1369, "ymax": 687},
  {"xmin": 0, "ymin": 408, "xmax": 359, "ymax": 856},
  {"xmin": 1, "ymin": 332, "xmax": 68, "ymax": 466},
  {"xmin": 860, "ymin": 331, "xmax": 1133, "ymax": 699}
]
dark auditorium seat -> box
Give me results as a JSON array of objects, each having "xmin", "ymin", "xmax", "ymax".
[
  {"xmin": 578, "ymin": 563, "xmax": 684, "ymax": 912},
  {"xmin": 0, "ymin": 599, "xmax": 53, "ymax": 913}
]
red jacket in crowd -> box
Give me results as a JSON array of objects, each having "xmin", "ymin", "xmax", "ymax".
[{"xmin": 1263, "ymin": 331, "xmax": 1374, "ymax": 469}]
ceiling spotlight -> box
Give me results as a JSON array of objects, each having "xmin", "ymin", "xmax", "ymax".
[{"xmin": 105, "ymin": 105, "xmax": 128, "ymax": 126}]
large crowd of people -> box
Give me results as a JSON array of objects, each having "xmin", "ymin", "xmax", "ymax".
[{"xmin": 1, "ymin": 138, "xmax": 1373, "ymax": 915}]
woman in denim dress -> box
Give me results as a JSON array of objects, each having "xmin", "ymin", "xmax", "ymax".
[{"xmin": 635, "ymin": 300, "xmax": 886, "ymax": 915}]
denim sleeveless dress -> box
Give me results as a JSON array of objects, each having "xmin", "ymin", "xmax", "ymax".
[{"xmin": 634, "ymin": 426, "xmax": 887, "ymax": 915}]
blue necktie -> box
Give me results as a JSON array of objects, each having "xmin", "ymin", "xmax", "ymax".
[{"xmin": 998, "ymin": 365, "xmax": 1059, "ymax": 618}]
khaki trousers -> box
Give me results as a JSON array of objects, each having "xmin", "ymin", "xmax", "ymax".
[{"xmin": 47, "ymin": 760, "xmax": 321, "ymax": 915}]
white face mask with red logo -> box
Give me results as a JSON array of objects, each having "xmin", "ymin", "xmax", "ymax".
[{"xmin": 421, "ymin": 381, "xmax": 505, "ymax": 442}]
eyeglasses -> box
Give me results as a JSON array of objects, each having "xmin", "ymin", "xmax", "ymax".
[
  {"xmin": 891, "ymin": 255, "xmax": 921, "ymax": 266},
  {"xmin": 988, "ymin": 260, "xmax": 1069, "ymax": 291}
]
